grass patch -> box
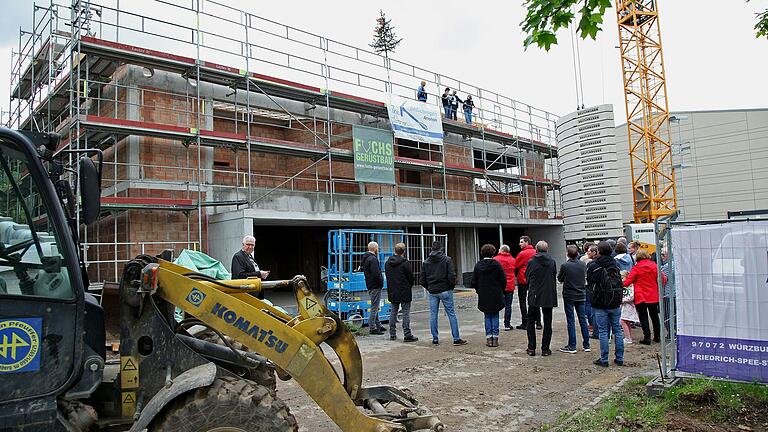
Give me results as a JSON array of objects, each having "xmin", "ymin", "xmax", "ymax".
[{"xmin": 545, "ymin": 376, "xmax": 768, "ymax": 431}]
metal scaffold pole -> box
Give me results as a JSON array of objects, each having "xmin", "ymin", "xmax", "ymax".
[{"xmin": 195, "ymin": 0, "xmax": 203, "ymax": 248}]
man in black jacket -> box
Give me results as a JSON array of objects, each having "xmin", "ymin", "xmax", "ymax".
[
  {"xmin": 586, "ymin": 241, "xmax": 625, "ymax": 367},
  {"xmin": 385, "ymin": 243, "xmax": 418, "ymax": 342},
  {"xmin": 360, "ymin": 241, "xmax": 386, "ymax": 335},
  {"xmin": 419, "ymin": 241, "xmax": 467, "ymax": 346},
  {"xmin": 231, "ymin": 235, "xmax": 269, "ymax": 300},
  {"xmin": 557, "ymin": 245, "xmax": 590, "ymax": 354},
  {"xmin": 525, "ymin": 241, "xmax": 557, "ymax": 356}
]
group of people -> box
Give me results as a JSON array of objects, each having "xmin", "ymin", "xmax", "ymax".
[
  {"xmin": 538, "ymin": 238, "xmax": 668, "ymax": 365},
  {"xmin": 470, "ymin": 237, "xmax": 556, "ymax": 352},
  {"xmin": 237, "ymin": 232, "xmax": 668, "ymax": 368},
  {"xmin": 362, "ymin": 240, "xmax": 468, "ymax": 345},
  {"xmin": 360, "ymin": 234, "xmax": 669, "ymax": 369},
  {"xmin": 415, "ymin": 81, "xmax": 475, "ymax": 125}
]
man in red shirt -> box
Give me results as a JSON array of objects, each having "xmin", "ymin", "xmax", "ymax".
[
  {"xmin": 514, "ymin": 236, "xmax": 541, "ymax": 330},
  {"xmin": 493, "ymin": 244, "xmax": 516, "ymax": 331}
]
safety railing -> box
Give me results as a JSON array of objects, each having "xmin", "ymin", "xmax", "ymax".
[
  {"xmin": 10, "ymin": 1, "xmax": 557, "ymax": 150},
  {"xmin": 82, "ymin": 240, "xmax": 200, "ymax": 282}
]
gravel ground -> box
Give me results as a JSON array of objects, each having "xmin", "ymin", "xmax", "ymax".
[{"xmin": 275, "ymin": 289, "xmax": 661, "ymax": 431}]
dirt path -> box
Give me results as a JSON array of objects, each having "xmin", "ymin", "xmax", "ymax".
[{"xmin": 276, "ymin": 291, "xmax": 661, "ymax": 431}]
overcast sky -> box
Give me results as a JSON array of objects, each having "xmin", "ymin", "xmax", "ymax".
[{"xmin": 1, "ymin": 0, "xmax": 766, "ymax": 121}]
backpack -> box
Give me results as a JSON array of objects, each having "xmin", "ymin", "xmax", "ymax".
[{"xmin": 590, "ymin": 266, "xmax": 623, "ymax": 309}]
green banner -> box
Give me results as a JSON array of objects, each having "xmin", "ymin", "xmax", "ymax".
[{"xmin": 353, "ymin": 125, "xmax": 395, "ymax": 185}]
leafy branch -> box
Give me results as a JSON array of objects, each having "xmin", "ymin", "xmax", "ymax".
[
  {"xmin": 521, "ymin": 0, "xmax": 768, "ymax": 51},
  {"xmin": 521, "ymin": 0, "xmax": 611, "ymax": 51}
]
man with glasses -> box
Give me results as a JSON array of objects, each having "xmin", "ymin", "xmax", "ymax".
[{"xmin": 231, "ymin": 235, "xmax": 270, "ymax": 299}]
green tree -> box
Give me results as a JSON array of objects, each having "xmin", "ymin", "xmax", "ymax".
[
  {"xmin": 521, "ymin": 0, "xmax": 768, "ymax": 51},
  {"xmin": 754, "ymin": 4, "xmax": 768, "ymax": 38},
  {"xmin": 369, "ymin": 10, "xmax": 403, "ymax": 56}
]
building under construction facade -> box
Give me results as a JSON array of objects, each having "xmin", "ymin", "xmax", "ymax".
[{"xmin": 8, "ymin": 0, "xmax": 563, "ymax": 288}]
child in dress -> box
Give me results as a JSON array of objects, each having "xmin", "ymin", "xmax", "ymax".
[{"xmin": 620, "ymin": 270, "xmax": 639, "ymax": 344}]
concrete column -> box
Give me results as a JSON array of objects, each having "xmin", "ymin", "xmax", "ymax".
[
  {"xmin": 528, "ymin": 225, "xmax": 566, "ymax": 266},
  {"xmin": 126, "ymin": 85, "xmax": 141, "ymax": 180},
  {"xmin": 207, "ymin": 212, "xmax": 252, "ymax": 270},
  {"xmin": 202, "ymin": 98, "xmax": 214, "ymax": 185},
  {"xmin": 454, "ymin": 227, "xmax": 477, "ymax": 282}
]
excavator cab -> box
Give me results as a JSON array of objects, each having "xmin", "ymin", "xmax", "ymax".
[
  {"xmin": 0, "ymin": 128, "xmax": 100, "ymax": 428},
  {"xmin": 0, "ymin": 127, "xmax": 443, "ymax": 432}
]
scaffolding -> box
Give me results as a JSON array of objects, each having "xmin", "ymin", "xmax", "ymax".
[{"xmin": 8, "ymin": 0, "xmax": 562, "ymax": 283}]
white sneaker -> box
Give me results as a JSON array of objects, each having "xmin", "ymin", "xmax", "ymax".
[
  {"xmin": 583, "ymin": 347, "xmax": 591, "ymax": 352},
  {"xmin": 623, "ymin": 338, "xmax": 633, "ymax": 345}
]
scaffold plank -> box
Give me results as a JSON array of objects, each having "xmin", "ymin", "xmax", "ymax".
[
  {"xmin": 101, "ymin": 196, "xmax": 196, "ymax": 211},
  {"xmin": 73, "ymin": 36, "xmax": 553, "ymax": 156}
]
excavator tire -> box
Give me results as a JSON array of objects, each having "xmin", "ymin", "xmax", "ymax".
[
  {"xmin": 152, "ymin": 375, "xmax": 298, "ymax": 432},
  {"xmin": 197, "ymin": 331, "xmax": 277, "ymax": 392}
]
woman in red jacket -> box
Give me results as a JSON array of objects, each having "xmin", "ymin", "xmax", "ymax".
[
  {"xmin": 493, "ymin": 244, "xmax": 516, "ymax": 331},
  {"xmin": 623, "ymin": 249, "xmax": 667, "ymax": 345}
]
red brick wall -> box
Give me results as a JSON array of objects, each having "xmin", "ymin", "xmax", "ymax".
[{"xmin": 85, "ymin": 189, "xmax": 206, "ymax": 283}]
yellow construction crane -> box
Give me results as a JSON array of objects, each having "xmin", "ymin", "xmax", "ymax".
[{"xmin": 615, "ymin": 0, "xmax": 677, "ymax": 223}]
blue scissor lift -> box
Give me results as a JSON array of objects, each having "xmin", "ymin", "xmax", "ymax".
[{"xmin": 325, "ymin": 229, "xmax": 405, "ymax": 327}]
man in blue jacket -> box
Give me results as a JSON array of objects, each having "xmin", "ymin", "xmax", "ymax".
[{"xmin": 416, "ymin": 81, "xmax": 428, "ymax": 102}]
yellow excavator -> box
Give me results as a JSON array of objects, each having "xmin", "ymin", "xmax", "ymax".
[{"xmin": 0, "ymin": 128, "xmax": 443, "ymax": 431}]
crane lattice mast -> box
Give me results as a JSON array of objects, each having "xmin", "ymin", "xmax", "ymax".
[{"xmin": 616, "ymin": 0, "xmax": 677, "ymax": 223}]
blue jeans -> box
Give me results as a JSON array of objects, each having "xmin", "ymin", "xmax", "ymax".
[
  {"xmin": 444, "ymin": 106, "xmax": 451, "ymax": 117},
  {"xmin": 585, "ymin": 290, "xmax": 596, "ymax": 334},
  {"xmin": 564, "ymin": 301, "xmax": 590, "ymax": 350},
  {"xmin": 464, "ymin": 109, "xmax": 472, "ymax": 124},
  {"xmin": 429, "ymin": 290, "xmax": 461, "ymax": 342},
  {"xmin": 484, "ymin": 312, "xmax": 499, "ymax": 337},
  {"xmin": 594, "ymin": 307, "xmax": 624, "ymax": 364},
  {"xmin": 503, "ymin": 292, "xmax": 514, "ymax": 327}
]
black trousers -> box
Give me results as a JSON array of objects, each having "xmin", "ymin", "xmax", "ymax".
[
  {"xmin": 636, "ymin": 302, "xmax": 660, "ymax": 341},
  {"xmin": 527, "ymin": 307, "xmax": 553, "ymax": 351},
  {"xmin": 517, "ymin": 284, "xmax": 542, "ymax": 326}
]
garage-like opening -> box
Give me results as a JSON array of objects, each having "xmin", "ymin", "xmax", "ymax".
[
  {"xmin": 251, "ymin": 225, "xmax": 330, "ymax": 291},
  {"xmin": 474, "ymin": 227, "xmax": 526, "ymax": 255}
]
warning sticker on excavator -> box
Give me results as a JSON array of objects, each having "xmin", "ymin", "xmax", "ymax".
[
  {"xmin": 303, "ymin": 297, "xmax": 321, "ymax": 317},
  {"xmin": 121, "ymin": 391, "xmax": 136, "ymax": 417},
  {"xmin": 120, "ymin": 356, "xmax": 139, "ymax": 389}
]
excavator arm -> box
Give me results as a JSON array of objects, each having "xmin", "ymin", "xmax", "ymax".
[{"xmin": 151, "ymin": 259, "xmax": 443, "ymax": 432}]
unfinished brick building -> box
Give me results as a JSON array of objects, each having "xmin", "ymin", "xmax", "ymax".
[{"xmin": 9, "ymin": 0, "xmax": 563, "ymax": 288}]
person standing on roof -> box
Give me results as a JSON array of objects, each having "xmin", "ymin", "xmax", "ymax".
[
  {"xmin": 385, "ymin": 242, "xmax": 418, "ymax": 342},
  {"xmin": 420, "ymin": 241, "xmax": 467, "ymax": 346},
  {"xmin": 514, "ymin": 236, "xmax": 542, "ymax": 330},
  {"xmin": 493, "ymin": 244, "xmax": 516, "ymax": 331},
  {"xmin": 441, "ymin": 88, "xmax": 451, "ymax": 118},
  {"xmin": 450, "ymin": 90, "xmax": 462, "ymax": 120},
  {"xmin": 360, "ymin": 241, "xmax": 386, "ymax": 335},
  {"xmin": 463, "ymin": 95, "xmax": 475, "ymax": 124},
  {"xmin": 416, "ymin": 81, "xmax": 428, "ymax": 102}
]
